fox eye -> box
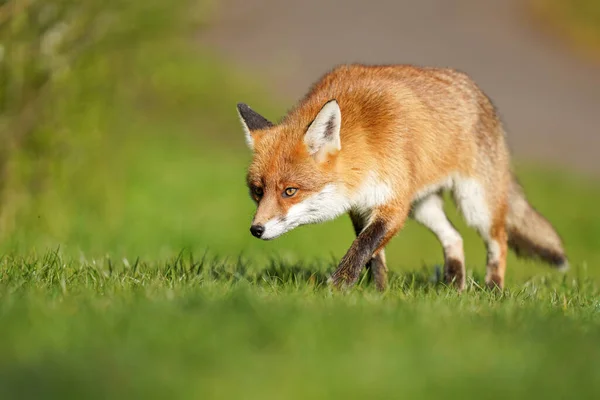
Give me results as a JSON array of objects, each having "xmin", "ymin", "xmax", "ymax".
[
  {"xmin": 283, "ymin": 187, "xmax": 298, "ymax": 198},
  {"xmin": 252, "ymin": 187, "xmax": 264, "ymax": 197}
]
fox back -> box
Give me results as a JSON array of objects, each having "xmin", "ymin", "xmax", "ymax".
[{"xmin": 238, "ymin": 64, "xmax": 566, "ymax": 290}]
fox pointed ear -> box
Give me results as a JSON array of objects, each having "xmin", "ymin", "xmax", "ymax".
[
  {"xmin": 237, "ymin": 103, "xmax": 273, "ymax": 150},
  {"xmin": 304, "ymin": 100, "xmax": 341, "ymax": 162}
]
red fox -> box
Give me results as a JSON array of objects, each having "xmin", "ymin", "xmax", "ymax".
[{"xmin": 237, "ymin": 64, "xmax": 567, "ymax": 291}]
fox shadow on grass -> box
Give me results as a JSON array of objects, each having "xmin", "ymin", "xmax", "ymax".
[
  {"xmin": 164, "ymin": 250, "xmax": 481, "ymax": 291},
  {"xmin": 206, "ymin": 255, "xmax": 446, "ymax": 291},
  {"xmin": 254, "ymin": 262, "xmax": 496, "ymax": 292},
  {"xmin": 258, "ymin": 261, "xmax": 451, "ymax": 291}
]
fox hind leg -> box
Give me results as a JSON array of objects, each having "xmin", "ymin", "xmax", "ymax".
[
  {"xmin": 453, "ymin": 178, "xmax": 509, "ymax": 289},
  {"xmin": 483, "ymin": 211, "xmax": 508, "ymax": 289},
  {"xmin": 350, "ymin": 211, "xmax": 388, "ymax": 291},
  {"xmin": 411, "ymin": 192, "xmax": 466, "ymax": 290}
]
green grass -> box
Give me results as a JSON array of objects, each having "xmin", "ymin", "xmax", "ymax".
[
  {"xmin": 1, "ymin": 2, "xmax": 600, "ymax": 398},
  {"xmin": 1, "ymin": 253, "xmax": 600, "ymax": 399}
]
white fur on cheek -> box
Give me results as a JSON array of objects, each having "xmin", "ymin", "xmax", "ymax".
[
  {"xmin": 259, "ymin": 184, "xmax": 350, "ymax": 240},
  {"xmin": 287, "ymin": 184, "xmax": 350, "ymax": 226},
  {"xmin": 260, "ymin": 217, "xmax": 286, "ymax": 240}
]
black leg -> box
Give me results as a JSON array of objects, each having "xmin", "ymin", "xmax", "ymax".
[{"xmin": 329, "ymin": 219, "xmax": 387, "ymax": 288}]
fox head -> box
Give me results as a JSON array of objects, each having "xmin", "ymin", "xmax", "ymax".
[{"xmin": 237, "ymin": 100, "xmax": 348, "ymax": 240}]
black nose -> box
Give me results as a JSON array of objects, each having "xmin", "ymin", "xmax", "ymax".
[{"xmin": 250, "ymin": 224, "xmax": 265, "ymax": 238}]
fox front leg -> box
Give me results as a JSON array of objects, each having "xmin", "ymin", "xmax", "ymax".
[
  {"xmin": 350, "ymin": 211, "xmax": 389, "ymax": 291},
  {"xmin": 329, "ymin": 204, "xmax": 408, "ymax": 289}
]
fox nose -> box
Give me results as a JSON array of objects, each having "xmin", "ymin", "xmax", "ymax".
[{"xmin": 250, "ymin": 224, "xmax": 265, "ymax": 238}]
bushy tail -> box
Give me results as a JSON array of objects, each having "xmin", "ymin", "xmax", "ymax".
[{"xmin": 506, "ymin": 176, "xmax": 568, "ymax": 270}]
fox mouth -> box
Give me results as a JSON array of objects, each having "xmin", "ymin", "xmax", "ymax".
[
  {"xmin": 253, "ymin": 219, "xmax": 300, "ymax": 241},
  {"xmin": 259, "ymin": 226, "xmax": 294, "ymax": 241},
  {"xmin": 256, "ymin": 234, "xmax": 278, "ymax": 241},
  {"xmin": 250, "ymin": 230, "xmax": 279, "ymax": 241}
]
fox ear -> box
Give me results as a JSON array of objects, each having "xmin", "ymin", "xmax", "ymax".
[
  {"xmin": 237, "ymin": 103, "xmax": 274, "ymax": 150},
  {"xmin": 304, "ymin": 100, "xmax": 341, "ymax": 162}
]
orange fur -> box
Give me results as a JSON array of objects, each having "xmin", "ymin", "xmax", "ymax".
[{"xmin": 240, "ymin": 64, "xmax": 567, "ymax": 291}]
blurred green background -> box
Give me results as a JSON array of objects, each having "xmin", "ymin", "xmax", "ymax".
[
  {"xmin": 1, "ymin": 0, "xmax": 599, "ymax": 272},
  {"xmin": 1, "ymin": 0, "xmax": 600, "ymax": 398}
]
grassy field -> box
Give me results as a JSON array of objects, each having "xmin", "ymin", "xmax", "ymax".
[
  {"xmin": 1, "ymin": 1, "xmax": 600, "ymax": 399},
  {"xmin": 1, "ymin": 254, "xmax": 600, "ymax": 399}
]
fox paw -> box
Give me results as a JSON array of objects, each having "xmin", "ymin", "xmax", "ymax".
[
  {"xmin": 443, "ymin": 258, "xmax": 466, "ymax": 291},
  {"xmin": 485, "ymin": 274, "xmax": 504, "ymax": 291},
  {"xmin": 327, "ymin": 270, "xmax": 354, "ymax": 290}
]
